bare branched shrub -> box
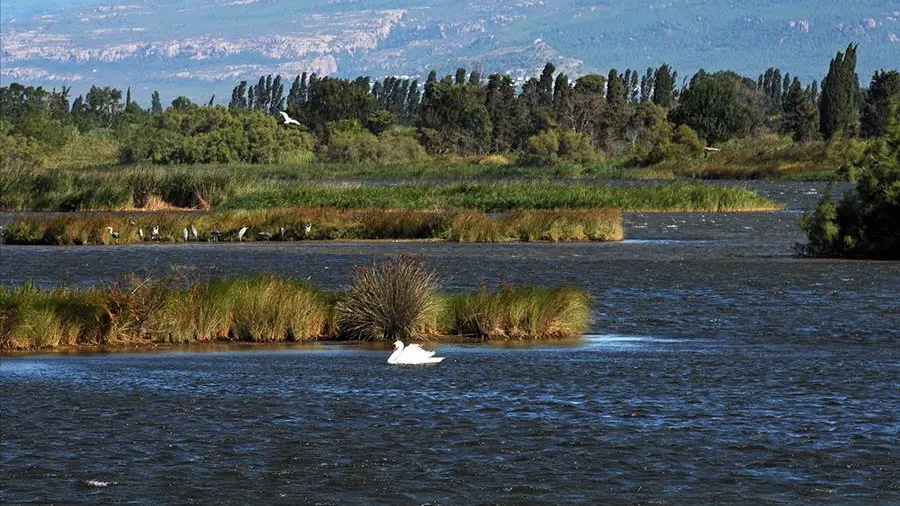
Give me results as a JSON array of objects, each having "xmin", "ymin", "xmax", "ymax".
[
  {"xmin": 337, "ymin": 256, "xmax": 440, "ymax": 341},
  {"xmin": 103, "ymin": 273, "xmax": 174, "ymax": 342}
]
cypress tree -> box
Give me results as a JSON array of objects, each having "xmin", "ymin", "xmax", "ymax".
[
  {"xmin": 652, "ymin": 64, "xmax": 676, "ymax": 108},
  {"xmin": 150, "ymin": 91, "xmax": 162, "ymax": 114},
  {"xmin": 782, "ymin": 77, "xmax": 818, "ymax": 141},
  {"xmin": 820, "ymin": 43, "xmax": 860, "ymax": 140},
  {"xmin": 538, "ymin": 62, "xmax": 556, "ymax": 107},
  {"xmin": 860, "ymin": 70, "xmax": 900, "ymax": 138}
]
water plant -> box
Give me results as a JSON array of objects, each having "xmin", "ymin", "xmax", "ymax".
[
  {"xmin": 0, "ymin": 266, "xmax": 592, "ymax": 351},
  {"xmin": 2, "ymin": 207, "xmax": 624, "ymax": 245},
  {"xmin": 337, "ymin": 256, "xmax": 440, "ymax": 341}
]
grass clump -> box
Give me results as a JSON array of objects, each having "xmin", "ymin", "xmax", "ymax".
[
  {"xmin": 1, "ymin": 260, "xmax": 592, "ymax": 351},
  {"xmin": 444, "ymin": 286, "xmax": 591, "ymax": 340},
  {"xmin": 3, "ymin": 207, "xmax": 624, "ymax": 245},
  {"xmin": 337, "ymin": 256, "xmax": 440, "ymax": 341}
]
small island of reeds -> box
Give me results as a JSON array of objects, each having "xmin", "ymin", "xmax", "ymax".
[{"xmin": 0, "ymin": 258, "xmax": 591, "ymax": 352}]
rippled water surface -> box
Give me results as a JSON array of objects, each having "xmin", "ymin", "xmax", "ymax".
[{"xmin": 1, "ymin": 181, "xmax": 899, "ymax": 504}]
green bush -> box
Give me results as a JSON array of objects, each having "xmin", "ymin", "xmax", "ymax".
[{"xmin": 800, "ymin": 99, "xmax": 900, "ymax": 258}]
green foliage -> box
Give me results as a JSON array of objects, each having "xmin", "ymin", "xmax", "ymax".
[
  {"xmin": 673, "ymin": 71, "xmax": 765, "ymax": 144},
  {"xmin": 820, "ymin": 44, "xmax": 861, "ymax": 140},
  {"xmin": 801, "ymin": 99, "xmax": 900, "ymax": 258},
  {"xmin": 120, "ymin": 107, "xmax": 313, "ymax": 164},
  {"xmin": 860, "ymin": 70, "xmax": 900, "ymax": 138}
]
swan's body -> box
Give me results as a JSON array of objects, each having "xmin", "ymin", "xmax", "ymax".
[
  {"xmin": 387, "ymin": 341, "xmax": 444, "ymax": 365},
  {"xmin": 279, "ymin": 111, "xmax": 301, "ymax": 126}
]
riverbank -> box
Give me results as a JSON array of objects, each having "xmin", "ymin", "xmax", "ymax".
[
  {"xmin": 0, "ymin": 275, "xmax": 591, "ymax": 351},
  {"xmin": 1, "ymin": 208, "xmax": 624, "ymax": 245},
  {"xmin": 1, "ymin": 168, "xmax": 779, "ymax": 212}
]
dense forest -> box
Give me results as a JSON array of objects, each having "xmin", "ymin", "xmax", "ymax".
[{"xmin": 2, "ymin": 44, "xmax": 897, "ymax": 173}]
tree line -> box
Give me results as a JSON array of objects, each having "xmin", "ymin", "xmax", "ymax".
[{"xmin": 2, "ymin": 44, "xmax": 898, "ymax": 167}]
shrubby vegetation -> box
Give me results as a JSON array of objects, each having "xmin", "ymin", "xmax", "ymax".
[
  {"xmin": 2, "ymin": 45, "xmax": 896, "ymax": 179},
  {"xmin": 3, "ymin": 207, "xmax": 625, "ymax": 244},
  {"xmin": 0, "ymin": 259, "xmax": 592, "ymax": 350},
  {"xmin": 799, "ymin": 98, "xmax": 900, "ymax": 259}
]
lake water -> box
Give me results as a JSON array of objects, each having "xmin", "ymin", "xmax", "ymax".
[{"xmin": 1, "ymin": 180, "xmax": 898, "ymax": 504}]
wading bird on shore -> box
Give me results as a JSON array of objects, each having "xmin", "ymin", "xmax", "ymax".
[
  {"xmin": 191, "ymin": 224, "xmax": 198, "ymax": 241},
  {"xmin": 182, "ymin": 228, "xmax": 189, "ymax": 242},
  {"xmin": 237, "ymin": 227, "xmax": 248, "ymax": 241},
  {"xmin": 151, "ymin": 226, "xmax": 159, "ymax": 240},
  {"xmin": 279, "ymin": 111, "xmax": 301, "ymax": 126},
  {"xmin": 304, "ymin": 222, "xmax": 312, "ymax": 238},
  {"xmin": 257, "ymin": 231, "xmax": 272, "ymax": 241},
  {"xmin": 138, "ymin": 228, "xmax": 144, "ymax": 240},
  {"xmin": 106, "ymin": 227, "xmax": 120, "ymax": 243},
  {"xmin": 211, "ymin": 229, "xmax": 221, "ymax": 241}
]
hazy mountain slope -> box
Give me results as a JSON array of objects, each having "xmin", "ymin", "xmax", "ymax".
[{"xmin": 1, "ymin": 0, "xmax": 897, "ymax": 102}]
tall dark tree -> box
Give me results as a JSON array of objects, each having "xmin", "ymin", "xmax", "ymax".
[
  {"xmin": 782, "ymin": 77, "xmax": 818, "ymax": 142},
  {"xmin": 640, "ymin": 67, "xmax": 654, "ymax": 103},
  {"xmin": 150, "ymin": 91, "xmax": 163, "ymax": 114},
  {"xmin": 287, "ymin": 75, "xmax": 302, "ymax": 110},
  {"xmin": 652, "ymin": 64, "xmax": 677, "ymax": 108},
  {"xmin": 860, "ymin": 70, "xmax": 900, "ymax": 138},
  {"xmin": 229, "ymin": 81, "xmax": 248, "ymax": 109},
  {"xmin": 538, "ymin": 62, "xmax": 556, "ymax": 107},
  {"xmin": 455, "ymin": 68, "xmax": 467, "ymax": 85},
  {"xmin": 485, "ymin": 73, "xmax": 518, "ymax": 152},
  {"xmin": 820, "ymin": 43, "xmax": 860, "ymax": 140}
]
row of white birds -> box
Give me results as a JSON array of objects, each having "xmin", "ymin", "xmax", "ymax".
[{"xmin": 105, "ymin": 222, "xmax": 312, "ymax": 243}]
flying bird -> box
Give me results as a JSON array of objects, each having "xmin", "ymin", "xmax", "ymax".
[{"xmin": 278, "ymin": 111, "xmax": 301, "ymax": 126}]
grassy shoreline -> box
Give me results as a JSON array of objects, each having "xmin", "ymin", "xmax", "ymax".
[
  {"xmin": 3, "ymin": 207, "xmax": 624, "ymax": 244},
  {"xmin": 0, "ymin": 275, "xmax": 591, "ymax": 351},
  {"xmin": 1, "ymin": 167, "xmax": 778, "ymax": 212}
]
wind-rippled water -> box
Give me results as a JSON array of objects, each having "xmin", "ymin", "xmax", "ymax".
[{"xmin": 2, "ymin": 181, "xmax": 899, "ymax": 504}]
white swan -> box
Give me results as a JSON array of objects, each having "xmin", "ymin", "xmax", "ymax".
[{"xmin": 387, "ymin": 341, "xmax": 444, "ymax": 364}]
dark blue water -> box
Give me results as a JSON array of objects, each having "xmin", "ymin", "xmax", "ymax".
[
  {"xmin": 1, "ymin": 181, "xmax": 898, "ymax": 503},
  {"xmin": 2, "ymin": 336, "xmax": 898, "ymax": 505}
]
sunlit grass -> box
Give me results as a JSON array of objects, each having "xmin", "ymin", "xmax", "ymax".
[{"xmin": 1, "ymin": 272, "xmax": 592, "ymax": 350}]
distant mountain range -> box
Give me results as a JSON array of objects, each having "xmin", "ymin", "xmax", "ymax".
[{"xmin": 1, "ymin": 0, "xmax": 897, "ymax": 104}]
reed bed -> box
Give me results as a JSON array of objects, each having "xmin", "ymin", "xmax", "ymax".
[
  {"xmin": 2, "ymin": 166, "xmax": 777, "ymax": 212},
  {"xmin": 2, "ymin": 207, "xmax": 624, "ymax": 245},
  {"xmin": 0, "ymin": 273, "xmax": 591, "ymax": 351}
]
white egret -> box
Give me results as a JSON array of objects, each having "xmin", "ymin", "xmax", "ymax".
[
  {"xmin": 237, "ymin": 227, "xmax": 248, "ymax": 241},
  {"xmin": 182, "ymin": 228, "xmax": 189, "ymax": 242},
  {"xmin": 151, "ymin": 226, "xmax": 159, "ymax": 240},
  {"xmin": 278, "ymin": 111, "xmax": 301, "ymax": 126},
  {"xmin": 304, "ymin": 222, "xmax": 312, "ymax": 238},
  {"xmin": 190, "ymin": 224, "xmax": 199, "ymax": 241},
  {"xmin": 138, "ymin": 228, "xmax": 144, "ymax": 240}
]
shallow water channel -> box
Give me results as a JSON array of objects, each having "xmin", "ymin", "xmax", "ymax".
[{"xmin": 1, "ymin": 180, "xmax": 898, "ymax": 504}]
